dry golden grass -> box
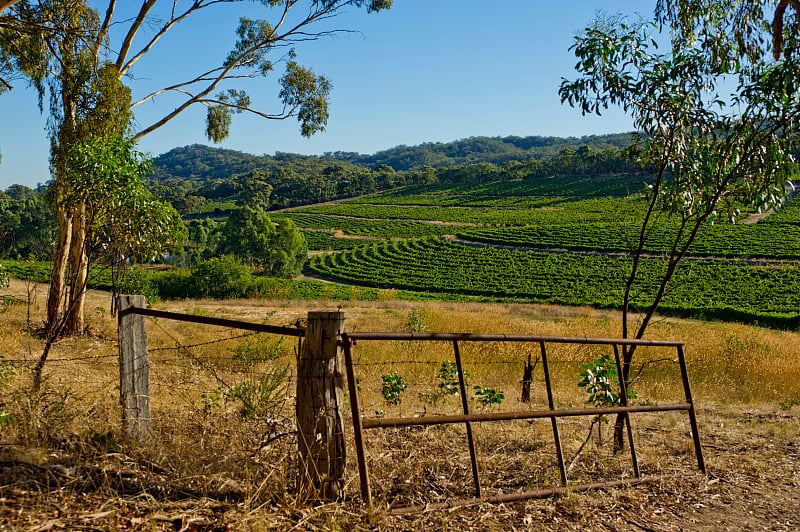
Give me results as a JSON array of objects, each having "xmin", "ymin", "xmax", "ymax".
[{"xmin": 1, "ymin": 278, "xmax": 799, "ymax": 530}]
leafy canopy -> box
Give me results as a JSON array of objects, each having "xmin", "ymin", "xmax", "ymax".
[
  {"xmin": 560, "ymin": 13, "xmax": 799, "ymax": 225},
  {"xmin": 65, "ymin": 136, "xmax": 186, "ymax": 261}
]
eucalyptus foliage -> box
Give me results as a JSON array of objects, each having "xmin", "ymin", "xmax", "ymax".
[
  {"xmin": 561, "ymin": 12, "xmax": 799, "ymax": 341},
  {"xmin": 66, "ymin": 136, "xmax": 186, "ymax": 309},
  {"xmin": 560, "ymin": 2, "xmax": 800, "ymax": 450},
  {"xmin": 66, "ymin": 136, "xmax": 186, "ymax": 262},
  {"xmin": 1, "ymin": 0, "xmax": 391, "ymax": 332}
]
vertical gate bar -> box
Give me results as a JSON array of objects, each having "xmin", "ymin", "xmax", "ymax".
[
  {"xmin": 540, "ymin": 341, "xmax": 568, "ymax": 487},
  {"xmin": 453, "ymin": 340, "xmax": 482, "ymax": 498},
  {"xmin": 342, "ymin": 336, "xmax": 372, "ymax": 505},
  {"xmin": 676, "ymin": 344, "xmax": 707, "ymax": 474},
  {"xmin": 612, "ymin": 344, "xmax": 640, "ymax": 478}
]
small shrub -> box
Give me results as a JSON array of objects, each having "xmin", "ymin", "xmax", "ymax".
[
  {"xmin": 405, "ymin": 308, "xmax": 428, "ymax": 332},
  {"xmin": 578, "ymin": 353, "xmax": 636, "ymax": 407},
  {"xmin": 200, "ymin": 386, "xmax": 223, "ymax": 414},
  {"xmin": 473, "ymin": 385, "xmax": 504, "ymax": 407},
  {"xmin": 419, "ymin": 360, "xmax": 472, "ymax": 405},
  {"xmin": 577, "ymin": 353, "xmax": 636, "ymax": 445},
  {"xmin": 227, "ymin": 366, "xmax": 288, "ymax": 418},
  {"xmin": 233, "ymin": 335, "xmax": 288, "ymax": 365},
  {"xmin": 437, "ymin": 360, "xmax": 469, "ymax": 397},
  {"xmin": 191, "ymin": 255, "xmax": 253, "ymax": 299},
  {"xmin": 150, "ymin": 269, "xmax": 193, "ymax": 299},
  {"xmin": 381, "ymin": 372, "xmax": 406, "ymax": 406},
  {"xmin": 120, "ymin": 266, "xmax": 159, "ymax": 302},
  {"xmin": 779, "ymin": 399, "xmax": 800, "ymax": 410}
]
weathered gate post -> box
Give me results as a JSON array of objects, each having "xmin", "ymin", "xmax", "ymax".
[
  {"xmin": 296, "ymin": 311, "xmax": 346, "ymax": 500},
  {"xmin": 117, "ymin": 295, "xmax": 151, "ymax": 438}
]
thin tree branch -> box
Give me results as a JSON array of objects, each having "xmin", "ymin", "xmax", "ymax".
[
  {"xmin": 197, "ymin": 97, "xmax": 296, "ymax": 120},
  {"xmin": 92, "ymin": 0, "xmax": 117, "ymax": 58},
  {"xmin": 129, "ymin": 67, "xmax": 233, "ymax": 108},
  {"xmin": 120, "ymin": 1, "xmax": 237, "ymax": 77},
  {"xmin": 130, "ymin": 1, "xmax": 293, "ymax": 140},
  {"xmin": 115, "ymin": 0, "xmax": 158, "ymax": 72}
]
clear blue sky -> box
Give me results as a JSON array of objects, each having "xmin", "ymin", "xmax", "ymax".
[{"xmin": 0, "ymin": 0, "xmax": 653, "ymax": 189}]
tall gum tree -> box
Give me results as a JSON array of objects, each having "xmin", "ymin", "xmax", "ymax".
[
  {"xmin": 1, "ymin": 0, "xmax": 391, "ymax": 334},
  {"xmin": 560, "ymin": 0, "xmax": 800, "ymax": 451}
]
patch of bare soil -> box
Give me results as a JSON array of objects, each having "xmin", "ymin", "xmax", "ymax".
[
  {"xmin": 741, "ymin": 182, "xmax": 798, "ymax": 224},
  {"xmin": 1, "ymin": 406, "xmax": 797, "ymax": 531}
]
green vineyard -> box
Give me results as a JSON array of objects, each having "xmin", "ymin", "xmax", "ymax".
[
  {"xmin": 459, "ymin": 221, "xmax": 800, "ymax": 260},
  {"xmin": 291, "ymin": 197, "xmax": 645, "ymax": 226},
  {"xmin": 346, "ymin": 173, "xmax": 652, "ymax": 202},
  {"xmin": 273, "ymin": 213, "xmax": 466, "ymax": 240},
  {"xmin": 308, "ymin": 238, "xmax": 800, "ymax": 321}
]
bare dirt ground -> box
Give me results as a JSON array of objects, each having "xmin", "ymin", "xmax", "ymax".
[{"xmin": 741, "ymin": 184, "xmax": 798, "ymax": 224}]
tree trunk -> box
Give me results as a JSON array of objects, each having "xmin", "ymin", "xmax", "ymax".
[
  {"xmin": 46, "ymin": 206, "xmax": 72, "ymax": 330},
  {"xmin": 612, "ymin": 345, "xmax": 630, "ymax": 452},
  {"xmin": 47, "ymin": 42, "xmax": 79, "ymax": 334},
  {"xmin": 66, "ymin": 204, "xmax": 87, "ymax": 334}
]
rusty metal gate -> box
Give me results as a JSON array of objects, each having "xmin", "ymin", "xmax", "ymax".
[{"xmin": 340, "ymin": 332, "xmax": 706, "ymax": 513}]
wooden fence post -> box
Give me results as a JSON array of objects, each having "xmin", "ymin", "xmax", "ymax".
[
  {"xmin": 296, "ymin": 310, "xmax": 346, "ymax": 500},
  {"xmin": 118, "ymin": 295, "xmax": 151, "ymax": 438}
]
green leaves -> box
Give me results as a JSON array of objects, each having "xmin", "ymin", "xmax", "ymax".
[
  {"xmin": 578, "ymin": 354, "xmax": 621, "ymax": 407},
  {"xmin": 206, "ymin": 90, "xmax": 252, "ymax": 143},
  {"xmin": 65, "ymin": 136, "xmax": 186, "ymax": 262},
  {"xmin": 437, "ymin": 360, "xmax": 469, "ymax": 397},
  {"xmin": 473, "ymin": 385, "xmax": 504, "ymax": 407},
  {"xmin": 217, "ymin": 207, "xmax": 308, "ymax": 277},
  {"xmin": 280, "ymin": 61, "xmax": 331, "ymax": 137},
  {"xmin": 206, "ymin": 105, "xmax": 232, "ymax": 144},
  {"xmin": 562, "ymin": 9, "xmax": 799, "ymax": 229},
  {"xmin": 225, "ymin": 17, "xmax": 275, "ymax": 72},
  {"xmin": 381, "ymin": 372, "xmax": 406, "ymax": 406}
]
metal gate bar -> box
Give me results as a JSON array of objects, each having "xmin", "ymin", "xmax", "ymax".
[
  {"xmin": 613, "ymin": 344, "xmax": 640, "ymax": 477},
  {"xmin": 360, "ymin": 402, "xmax": 692, "ymax": 428},
  {"xmin": 340, "ymin": 331, "xmax": 706, "ymax": 510},
  {"xmin": 539, "ymin": 341, "xmax": 568, "ymax": 486},
  {"xmin": 452, "ymin": 340, "xmax": 482, "ymax": 497},
  {"xmin": 392, "ymin": 474, "xmax": 694, "ymax": 514},
  {"xmin": 343, "ymin": 334, "xmax": 372, "ymax": 505},
  {"xmin": 677, "ymin": 345, "xmax": 706, "ymax": 474}
]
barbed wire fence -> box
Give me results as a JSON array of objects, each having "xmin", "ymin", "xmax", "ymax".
[{"xmin": 2, "ymin": 296, "xmax": 705, "ymax": 509}]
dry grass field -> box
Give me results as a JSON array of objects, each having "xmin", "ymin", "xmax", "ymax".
[{"xmin": 1, "ymin": 278, "xmax": 799, "ymax": 531}]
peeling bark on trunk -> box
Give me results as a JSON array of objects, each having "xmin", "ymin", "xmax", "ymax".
[
  {"xmin": 66, "ymin": 204, "xmax": 87, "ymax": 334},
  {"xmin": 46, "ymin": 207, "xmax": 72, "ymax": 330}
]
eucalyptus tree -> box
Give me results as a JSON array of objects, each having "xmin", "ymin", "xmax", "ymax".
[
  {"xmin": 1, "ymin": 0, "xmax": 391, "ymax": 334},
  {"xmin": 32, "ymin": 135, "xmax": 185, "ymax": 390},
  {"xmin": 560, "ymin": 1, "xmax": 800, "ymax": 451},
  {"xmin": 63, "ymin": 136, "xmax": 185, "ymax": 315}
]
